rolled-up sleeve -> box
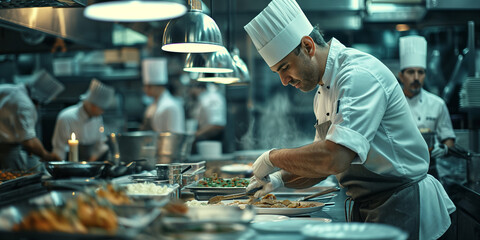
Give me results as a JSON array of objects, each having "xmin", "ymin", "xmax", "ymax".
[
  {"xmin": 16, "ymin": 103, "xmax": 37, "ymax": 141},
  {"xmin": 326, "ymin": 67, "xmax": 388, "ymax": 163}
]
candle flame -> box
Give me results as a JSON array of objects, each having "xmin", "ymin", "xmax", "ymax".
[{"xmin": 71, "ymin": 132, "xmax": 76, "ymax": 141}]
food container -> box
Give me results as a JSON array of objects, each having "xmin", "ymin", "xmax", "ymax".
[
  {"xmin": 45, "ymin": 161, "xmax": 107, "ymax": 179},
  {"xmin": 108, "ymin": 131, "xmax": 158, "ymax": 170},
  {"xmin": 301, "ymin": 222, "xmax": 408, "ymax": 240},
  {"xmin": 122, "ymin": 182, "xmax": 180, "ymax": 202},
  {"xmin": 184, "ymin": 178, "xmax": 249, "ymax": 201}
]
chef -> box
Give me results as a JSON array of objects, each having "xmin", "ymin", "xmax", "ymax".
[
  {"xmin": 52, "ymin": 79, "xmax": 115, "ymax": 161},
  {"xmin": 398, "ymin": 35, "xmax": 456, "ymax": 178},
  {"xmin": 187, "ymin": 82, "xmax": 226, "ymax": 141},
  {"xmin": 140, "ymin": 58, "xmax": 185, "ymax": 133},
  {"xmin": 0, "ymin": 69, "xmax": 64, "ymax": 170},
  {"xmin": 244, "ymin": 0, "xmax": 455, "ymax": 239}
]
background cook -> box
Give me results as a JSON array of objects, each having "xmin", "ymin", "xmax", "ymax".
[
  {"xmin": 0, "ymin": 69, "xmax": 64, "ymax": 170},
  {"xmin": 52, "ymin": 78, "xmax": 115, "ymax": 162}
]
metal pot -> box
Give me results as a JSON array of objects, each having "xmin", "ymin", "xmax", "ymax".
[
  {"xmin": 157, "ymin": 132, "xmax": 195, "ymax": 164},
  {"xmin": 45, "ymin": 161, "xmax": 107, "ymax": 179},
  {"xmin": 108, "ymin": 131, "xmax": 157, "ymax": 170}
]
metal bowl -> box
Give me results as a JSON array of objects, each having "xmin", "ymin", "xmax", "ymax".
[{"xmin": 45, "ymin": 161, "xmax": 107, "ymax": 179}]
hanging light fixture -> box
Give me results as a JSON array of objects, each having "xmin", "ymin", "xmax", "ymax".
[
  {"xmin": 162, "ymin": 0, "xmax": 224, "ymax": 53},
  {"xmin": 183, "ymin": 47, "xmax": 234, "ymax": 73},
  {"xmin": 84, "ymin": 0, "xmax": 187, "ymax": 22},
  {"xmin": 195, "ymin": 48, "xmax": 250, "ymax": 85}
]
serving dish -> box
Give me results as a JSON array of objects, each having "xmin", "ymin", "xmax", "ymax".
[
  {"xmin": 184, "ymin": 177, "xmax": 249, "ymax": 200},
  {"xmin": 45, "ymin": 161, "xmax": 107, "ymax": 179},
  {"xmin": 0, "ymin": 190, "xmax": 161, "ymax": 240},
  {"xmin": 301, "ymin": 222, "xmax": 408, "ymax": 240}
]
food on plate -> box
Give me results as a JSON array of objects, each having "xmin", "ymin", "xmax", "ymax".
[
  {"xmin": 96, "ymin": 184, "xmax": 131, "ymax": 205},
  {"xmin": 197, "ymin": 174, "xmax": 249, "ymax": 187},
  {"xmin": 0, "ymin": 170, "xmax": 34, "ymax": 184},
  {"xmin": 124, "ymin": 182, "xmax": 171, "ymax": 195},
  {"xmin": 13, "ymin": 195, "xmax": 118, "ymax": 234},
  {"xmin": 186, "ymin": 194, "xmax": 319, "ymax": 209}
]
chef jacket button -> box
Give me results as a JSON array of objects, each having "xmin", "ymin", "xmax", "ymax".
[
  {"xmin": 326, "ymin": 113, "xmax": 330, "ymax": 116},
  {"xmin": 418, "ymin": 117, "xmax": 421, "ymax": 121},
  {"xmin": 317, "ymin": 91, "xmax": 320, "ymax": 94},
  {"xmin": 326, "ymin": 86, "xmax": 330, "ymax": 89}
]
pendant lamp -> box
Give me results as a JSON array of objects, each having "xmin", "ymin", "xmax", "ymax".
[
  {"xmin": 183, "ymin": 47, "xmax": 234, "ymax": 73},
  {"xmin": 84, "ymin": 0, "xmax": 187, "ymax": 22},
  {"xmin": 162, "ymin": 0, "xmax": 224, "ymax": 53}
]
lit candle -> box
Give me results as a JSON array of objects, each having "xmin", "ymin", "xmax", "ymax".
[{"xmin": 68, "ymin": 132, "xmax": 79, "ymax": 162}]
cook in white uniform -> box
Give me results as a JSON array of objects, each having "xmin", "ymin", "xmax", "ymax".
[
  {"xmin": 52, "ymin": 79, "xmax": 114, "ymax": 162},
  {"xmin": 187, "ymin": 82, "xmax": 226, "ymax": 141},
  {"xmin": 398, "ymin": 36, "xmax": 456, "ymax": 177},
  {"xmin": 140, "ymin": 58, "xmax": 185, "ymax": 133},
  {"xmin": 0, "ymin": 69, "xmax": 64, "ymax": 170},
  {"xmin": 244, "ymin": 0, "xmax": 455, "ymax": 239}
]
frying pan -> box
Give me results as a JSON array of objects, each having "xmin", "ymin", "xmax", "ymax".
[{"xmin": 45, "ymin": 161, "xmax": 107, "ymax": 179}]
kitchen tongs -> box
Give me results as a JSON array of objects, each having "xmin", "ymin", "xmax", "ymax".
[
  {"xmin": 208, "ymin": 187, "xmax": 262, "ymax": 204},
  {"xmin": 296, "ymin": 187, "xmax": 340, "ymax": 201}
]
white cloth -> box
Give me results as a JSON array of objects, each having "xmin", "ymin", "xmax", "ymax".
[
  {"xmin": 196, "ymin": 88, "xmax": 227, "ymax": 129},
  {"xmin": 150, "ymin": 90, "xmax": 185, "ymax": 133},
  {"xmin": 0, "ymin": 84, "xmax": 37, "ymax": 143},
  {"xmin": 52, "ymin": 103, "xmax": 107, "ymax": 160},
  {"xmin": 406, "ymin": 89, "xmax": 456, "ymax": 143},
  {"xmin": 399, "ymin": 35, "xmax": 427, "ymax": 70},
  {"xmin": 244, "ymin": 0, "xmax": 313, "ymax": 67},
  {"xmin": 315, "ymin": 38, "xmax": 455, "ymax": 240}
]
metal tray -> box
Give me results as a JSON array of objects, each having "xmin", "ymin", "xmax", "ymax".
[
  {"xmin": 0, "ymin": 172, "xmax": 42, "ymax": 192},
  {"xmin": 184, "ymin": 180, "xmax": 248, "ymax": 201},
  {"xmin": 0, "ymin": 191, "xmax": 160, "ymax": 239}
]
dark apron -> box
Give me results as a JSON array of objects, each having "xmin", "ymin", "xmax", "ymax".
[
  {"xmin": 78, "ymin": 143, "xmax": 95, "ymax": 162},
  {"xmin": 0, "ymin": 143, "xmax": 38, "ymax": 171},
  {"xmin": 315, "ymin": 120, "xmax": 425, "ymax": 240}
]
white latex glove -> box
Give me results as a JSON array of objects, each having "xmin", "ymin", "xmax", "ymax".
[
  {"xmin": 246, "ymin": 171, "xmax": 284, "ymax": 198},
  {"xmin": 252, "ymin": 149, "xmax": 279, "ymax": 180},
  {"xmin": 431, "ymin": 143, "xmax": 448, "ymax": 158}
]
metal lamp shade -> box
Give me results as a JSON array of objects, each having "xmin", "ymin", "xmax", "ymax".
[
  {"xmin": 162, "ymin": 10, "xmax": 224, "ymax": 53},
  {"xmin": 184, "ymin": 47, "xmax": 235, "ymax": 73},
  {"xmin": 84, "ymin": 0, "xmax": 187, "ymax": 22}
]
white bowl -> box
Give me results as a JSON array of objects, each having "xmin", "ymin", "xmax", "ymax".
[{"xmin": 197, "ymin": 141, "xmax": 222, "ymax": 158}]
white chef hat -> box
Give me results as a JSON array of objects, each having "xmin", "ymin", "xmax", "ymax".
[
  {"xmin": 399, "ymin": 35, "xmax": 427, "ymax": 70},
  {"xmin": 82, "ymin": 78, "xmax": 115, "ymax": 110},
  {"xmin": 142, "ymin": 58, "xmax": 168, "ymax": 85},
  {"xmin": 244, "ymin": 0, "xmax": 313, "ymax": 67},
  {"xmin": 29, "ymin": 69, "xmax": 65, "ymax": 104}
]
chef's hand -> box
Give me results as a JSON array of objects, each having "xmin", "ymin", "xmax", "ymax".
[
  {"xmin": 41, "ymin": 152, "xmax": 62, "ymax": 162},
  {"xmin": 246, "ymin": 171, "xmax": 284, "ymax": 198},
  {"xmin": 252, "ymin": 149, "xmax": 279, "ymax": 180},
  {"xmin": 431, "ymin": 143, "xmax": 448, "ymax": 158}
]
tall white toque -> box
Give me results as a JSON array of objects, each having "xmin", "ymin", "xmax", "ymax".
[
  {"xmin": 244, "ymin": 0, "xmax": 313, "ymax": 67},
  {"xmin": 399, "ymin": 35, "xmax": 427, "ymax": 70},
  {"xmin": 142, "ymin": 58, "xmax": 168, "ymax": 85},
  {"xmin": 83, "ymin": 79, "xmax": 116, "ymax": 110}
]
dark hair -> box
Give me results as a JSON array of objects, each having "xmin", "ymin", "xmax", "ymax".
[{"xmin": 293, "ymin": 25, "xmax": 327, "ymax": 55}]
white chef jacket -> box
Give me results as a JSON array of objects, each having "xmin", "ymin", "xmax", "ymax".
[
  {"xmin": 196, "ymin": 88, "xmax": 227, "ymax": 129},
  {"xmin": 406, "ymin": 89, "xmax": 456, "ymax": 142},
  {"xmin": 151, "ymin": 90, "xmax": 185, "ymax": 134},
  {"xmin": 52, "ymin": 102, "xmax": 107, "ymax": 160},
  {"xmin": 315, "ymin": 38, "xmax": 455, "ymax": 240},
  {"xmin": 0, "ymin": 84, "xmax": 37, "ymax": 143}
]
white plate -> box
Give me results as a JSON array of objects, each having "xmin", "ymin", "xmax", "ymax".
[
  {"xmin": 251, "ymin": 214, "xmax": 289, "ymax": 223},
  {"xmin": 301, "ymin": 223, "xmax": 408, "ymax": 240},
  {"xmin": 252, "ymin": 218, "xmax": 331, "ymax": 233}
]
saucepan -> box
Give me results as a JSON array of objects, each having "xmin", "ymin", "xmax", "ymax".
[{"xmin": 45, "ymin": 161, "xmax": 107, "ymax": 179}]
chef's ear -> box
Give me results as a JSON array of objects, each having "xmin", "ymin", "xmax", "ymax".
[{"xmin": 301, "ymin": 36, "xmax": 315, "ymax": 57}]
